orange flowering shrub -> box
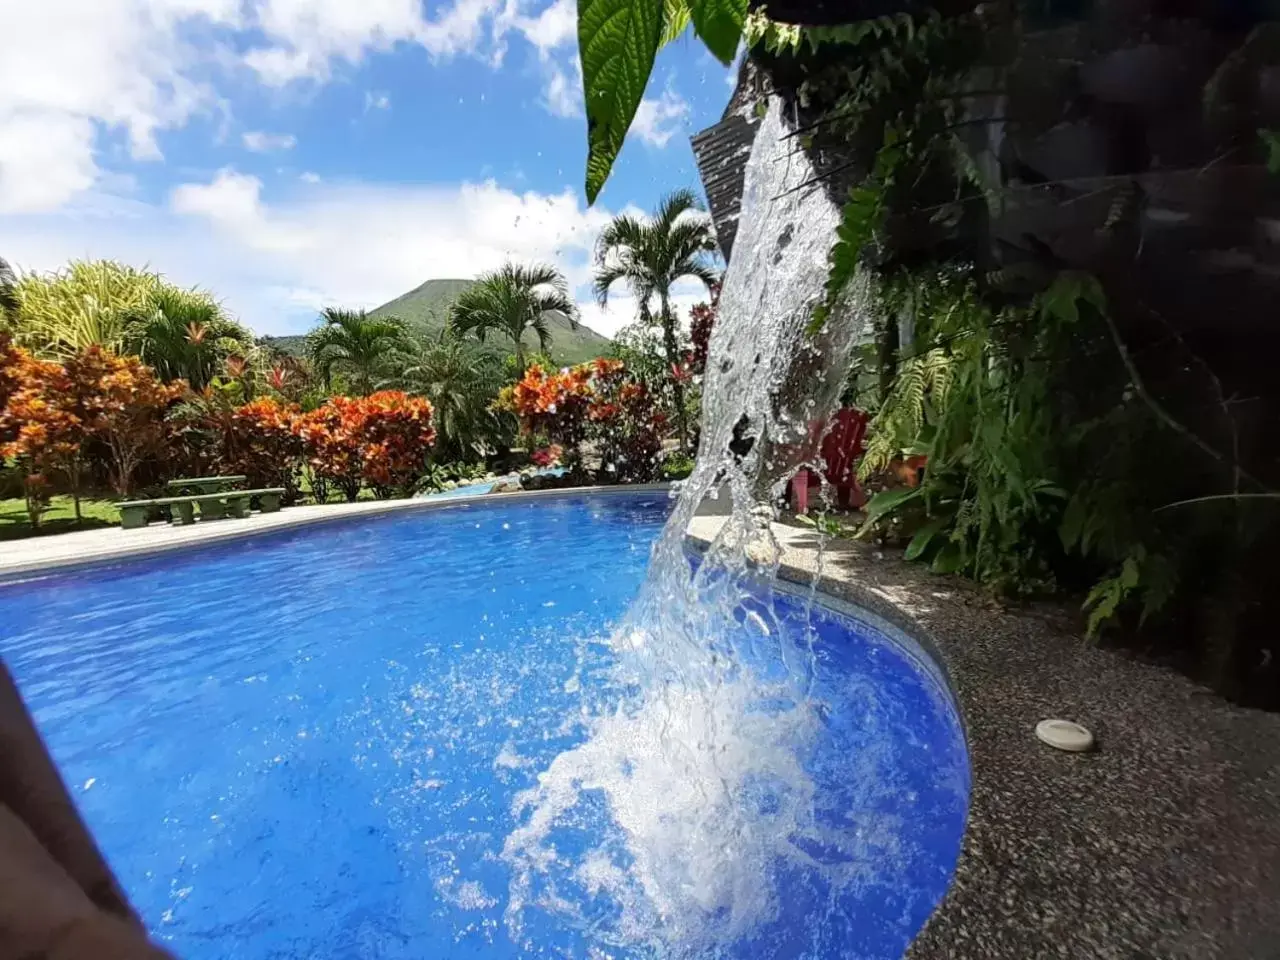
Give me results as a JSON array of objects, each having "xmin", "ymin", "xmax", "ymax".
[
  {"xmin": 295, "ymin": 392, "xmax": 435, "ymax": 501},
  {"xmin": 63, "ymin": 347, "xmax": 186, "ymax": 495},
  {"xmin": 296, "ymin": 398, "xmax": 364, "ymax": 502},
  {"xmin": 225, "ymin": 397, "xmax": 303, "ymax": 501},
  {"xmin": 1, "ymin": 347, "xmax": 81, "ymax": 526},
  {"xmin": 356, "ymin": 390, "xmax": 436, "ymax": 498},
  {"xmin": 506, "ymin": 358, "xmax": 667, "ymax": 482},
  {"xmin": 588, "ymin": 358, "xmax": 666, "ymax": 482}
]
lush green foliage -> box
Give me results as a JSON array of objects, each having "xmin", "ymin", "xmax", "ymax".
[
  {"xmin": 577, "ymin": 0, "xmax": 746, "ymax": 200},
  {"xmin": 123, "ymin": 286, "xmax": 253, "ymax": 390},
  {"xmin": 594, "ymin": 190, "xmax": 719, "ymax": 451},
  {"xmin": 6, "ymin": 260, "xmax": 162, "ymax": 360},
  {"xmin": 501, "ymin": 358, "xmax": 667, "ymax": 482},
  {"xmin": 450, "ymin": 263, "xmax": 576, "ymax": 374},
  {"xmin": 393, "ymin": 329, "xmax": 512, "ymax": 461},
  {"xmin": 307, "ymin": 308, "xmax": 409, "ymax": 395}
]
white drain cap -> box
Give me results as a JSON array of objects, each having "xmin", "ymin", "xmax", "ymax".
[{"xmin": 1035, "ymin": 718, "xmax": 1094, "ymax": 753}]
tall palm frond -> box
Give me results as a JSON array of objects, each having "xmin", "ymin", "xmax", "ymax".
[
  {"xmin": 592, "ymin": 190, "xmax": 721, "ymax": 450},
  {"xmin": 391, "ymin": 329, "xmax": 510, "ymax": 459},
  {"xmin": 306, "ymin": 308, "xmax": 409, "ymax": 395},
  {"xmin": 451, "ymin": 262, "xmax": 576, "ymax": 373}
]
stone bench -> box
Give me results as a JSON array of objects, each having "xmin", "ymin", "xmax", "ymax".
[{"xmin": 117, "ymin": 488, "xmax": 286, "ymax": 530}]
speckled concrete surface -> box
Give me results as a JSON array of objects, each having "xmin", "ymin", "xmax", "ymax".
[{"xmin": 688, "ymin": 518, "xmax": 1280, "ymax": 960}]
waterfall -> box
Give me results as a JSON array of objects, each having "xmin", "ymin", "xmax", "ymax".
[{"xmin": 502, "ymin": 99, "xmax": 876, "ymax": 956}]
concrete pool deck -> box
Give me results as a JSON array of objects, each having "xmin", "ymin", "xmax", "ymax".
[
  {"xmin": 3, "ymin": 488, "xmax": 1278, "ymax": 957},
  {"xmin": 687, "ymin": 516, "xmax": 1280, "ymax": 960}
]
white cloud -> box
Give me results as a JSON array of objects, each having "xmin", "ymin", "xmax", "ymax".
[
  {"xmin": 631, "ymin": 86, "xmax": 690, "ymax": 148},
  {"xmin": 577, "ymin": 288, "xmax": 709, "ymax": 339},
  {"xmin": 2, "ymin": 173, "xmax": 628, "ymax": 335},
  {"xmin": 364, "ymin": 90, "xmax": 392, "ymax": 112},
  {"xmin": 244, "ymin": 0, "xmax": 433, "ymax": 84},
  {"xmin": 0, "ymin": 0, "xmax": 616, "ymax": 213},
  {"xmin": 514, "ymin": 0, "xmax": 576, "ymax": 54},
  {"xmin": 300, "ymin": 171, "xmax": 322, "ymax": 183},
  {"xmin": 242, "ymin": 130, "xmax": 297, "ymax": 152},
  {"xmin": 0, "ymin": 0, "xmax": 240, "ymax": 213},
  {"xmin": 542, "ymin": 59, "xmax": 582, "ymax": 119}
]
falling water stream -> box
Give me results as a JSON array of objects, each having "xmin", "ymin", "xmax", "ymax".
[{"xmin": 498, "ymin": 101, "xmax": 945, "ymax": 957}]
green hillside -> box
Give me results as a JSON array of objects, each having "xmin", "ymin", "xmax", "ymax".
[{"xmin": 260, "ymin": 278, "xmax": 611, "ymax": 366}]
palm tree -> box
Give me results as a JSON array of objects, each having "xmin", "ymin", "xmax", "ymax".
[
  {"xmin": 0, "ymin": 256, "xmax": 18, "ymax": 324},
  {"xmin": 123, "ymin": 286, "xmax": 253, "ymax": 391},
  {"xmin": 392, "ymin": 329, "xmax": 510, "ymax": 460},
  {"xmin": 306, "ymin": 308, "xmax": 408, "ymax": 395},
  {"xmin": 593, "ymin": 189, "xmax": 720, "ymax": 451},
  {"xmin": 450, "ymin": 263, "xmax": 576, "ymax": 374}
]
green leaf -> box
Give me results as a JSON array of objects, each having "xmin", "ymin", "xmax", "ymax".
[
  {"xmin": 580, "ymin": 0, "xmax": 665, "ymax": 203},
  {"xmin": 861, "ymin": 486, "xmax": 924, "ymax": 525},
  {"xmin": 931, "ymin": 540, "xmax": 965, "ymax": 574},
  {"xmin": 1261, "ymin": 128, "xmax": 1280, "ymax": 174},
  {"xmin": 1059, "ymin": 495, "xmax": 1087, "ymax": 552},
  {"xmin": 691, "ymin": 0, "xmax": 747, "ymax": 63},
  {"xmin": 687, "ymin": 0, "xmax": 748, "ymax": 64},
  {"xmin": 660, "ymin": 0, "xmax": 691, "ymax": 46},
  {"xmin": 905, "ymin": 515, "xmax": 950, "ymax": 561}
]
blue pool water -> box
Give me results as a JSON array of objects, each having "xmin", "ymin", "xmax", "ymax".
[{"xmin": 0, "ymin": 494, "xmax": 967, "ymax": 959}]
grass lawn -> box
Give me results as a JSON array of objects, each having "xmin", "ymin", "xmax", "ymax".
[{"xmin": 0, "ymin": 495, "xmax": 120, "ymax": 542}]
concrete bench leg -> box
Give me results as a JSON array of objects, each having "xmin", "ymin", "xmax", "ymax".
[
  {"xmin": 172, "ymin": 502, "xmax": 196, "ymax": 525},
  {"xmin": 197, "ymin": 498, "xmax": 228, "ymax": 521},
  {"xmin": 226, "ymin": 496, "xmax": 249, "ymax": 519},
  {"xmin": 258, "ymin": 492, "xmax": 282, "ymax": 513},
  {"xmin": 119, "ymin": 505, "xmax": 149, "ymax": 530}
]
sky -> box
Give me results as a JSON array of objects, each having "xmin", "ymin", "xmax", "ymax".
[{"xmin": 0, "ymin": 0, "xmax": 737, "ymax": 338}]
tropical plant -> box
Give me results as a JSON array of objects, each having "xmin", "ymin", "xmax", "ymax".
[
  {"xmin": 450, "ymin": 263, "xmax": 576, "ymax": 374},
  {"xmin": 224, "ymin": 398, "xmax": 303, "ymax": 502},
  {"xmin": 356, "ymin": 391, "xmax": 436, "ymax": 498},
  {"xmin": 593, "ymin": 189, "xmax": 719, "ymax": 451},
  {"xmin": 8, "ymin": 260, "xmax": 161, "ymax": 360},
  {"xmin": 306, "ymin": 308, "xmax": 408, "ymax": 395},
  {"xmin": 576, "ymin": 0, "xmax": 746, "ymax": 200},
  {"xmin": 500, "ymin": 362, "xmax": 594, "ymax": 469},
  {"xmin": 123, "ymin": 286, "xmax": 253, "ymax": 391},
  {"xmin": 392, "ymin": 330, "xmax": 510, "ymax": 460},
  {"xmin": 62, "ymin": 347, "xmax": 185, "ymax": 496},
  {"xmin": 294, "ymin": 392, "xmax": 435, "ymax": 501},
  {"xmin": 0, "ymin": 347, "xmax": 81, "ymax": 527},
  {"xmin": 0, "ymin": 257, "xmax": 18, "ymax": 324},
  {"xmin": 296, "ymin": 399, "xmax": 366, "ymax": 502},
  {"xmin": 588, "ymin": 358, "xmax": 667, "ymax": 482}
]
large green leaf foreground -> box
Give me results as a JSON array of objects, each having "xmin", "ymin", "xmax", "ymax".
[
  {"xmin": 580, "ymin": 0, "xmax": 747, "ymax": 202},
  {"xmin": 261, "ymin": 279, "xmax": 611, "ymax": 365}
]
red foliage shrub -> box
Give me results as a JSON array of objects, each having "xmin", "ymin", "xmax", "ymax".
[
  {"xmin": 225, "ymin": 398, "xmax": 303, "ymax": 500},
  {"xmin": 295, "ymin": 392, "xmax": 435, "ymax": 501},
  {"xmin": 62, "ymin": 347, "xmax": 185, "ymax": 495},
  {"xmin": 356, "ymin": 391, "xmax": 436, "ymax": 498},
  {"xmin": 0, "ymin": 347, "xmax": 80, "ymax": 526},
  {"xmin": 505, "ymin": 358, "xmax": 667, "ymax": 482}
]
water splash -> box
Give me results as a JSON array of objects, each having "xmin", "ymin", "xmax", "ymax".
[{"xmin": 502, "ymin": 100, "xmax": 886, "ymax": 956}]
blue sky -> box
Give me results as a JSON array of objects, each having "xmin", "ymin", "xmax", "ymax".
[{"xmin": 0, "ymin": 0, "xmax": 736, "ymax": 336}]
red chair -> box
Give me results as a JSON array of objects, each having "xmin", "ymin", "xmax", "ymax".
[{"xmin": 790, "ymin": 407, "xmax": 870, "ymax": 514}]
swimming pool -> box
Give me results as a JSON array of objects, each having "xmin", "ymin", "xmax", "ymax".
[{"xmin": 0, "ymin": 493, "xmax": 968, "ymax": 958}]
